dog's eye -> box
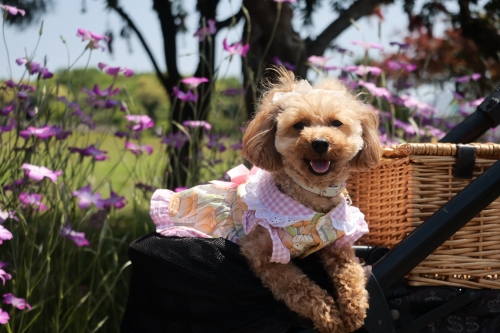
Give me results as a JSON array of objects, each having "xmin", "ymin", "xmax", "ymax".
[
  {"xmin": 293, "ymin": 122, "xmax": 306, "ymax": 130},
  {"xmin": 330, "ymin": 120, "xmax": 343, "ymax": 127}
]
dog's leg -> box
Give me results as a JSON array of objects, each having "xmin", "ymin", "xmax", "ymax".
[
  {"xmin": 240, "ymin": 225, "xmax": 347, "ymax": 333},
  {"xmin": 318, "ymin": 245, "xmax": 369, "ymax": 332}
]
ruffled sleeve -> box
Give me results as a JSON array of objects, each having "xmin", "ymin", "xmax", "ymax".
[
  {"xmin": 331, "ymin": 205, "xmax": 369, "ymax": 249},
  {"xmin": 150, "ymin": 189, "xmax": 175, "ymax": 231}
]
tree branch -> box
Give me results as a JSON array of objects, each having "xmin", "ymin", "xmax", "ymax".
[
  {"xmin": 108, "ymin": 4, "xmax": 169, "ymax": 94},
  {"xmin": 307, "ymin": 0, "xmax": 393, "ymax": 57},
  {"xmin": 215, "ymin": 8, "xmax": 244, "ymax": 31}
]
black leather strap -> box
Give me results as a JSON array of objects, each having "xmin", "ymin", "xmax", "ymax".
[{"xmin": 453, "ymin": 145, "xmax": 476, "ymax": 179}]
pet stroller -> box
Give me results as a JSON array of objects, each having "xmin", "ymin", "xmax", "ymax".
[{"xmin": 120, "ymin": 87, "xmax": 500, "ymax": 333}]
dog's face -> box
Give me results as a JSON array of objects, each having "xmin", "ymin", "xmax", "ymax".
[{"xmin": 242, "ymin": 68, "xmax": 381, "ymax": 186}]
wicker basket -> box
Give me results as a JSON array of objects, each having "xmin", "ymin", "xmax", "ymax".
[{"xmin": 347, "ymin": 143, "xmax": 500, "ymax": 289}]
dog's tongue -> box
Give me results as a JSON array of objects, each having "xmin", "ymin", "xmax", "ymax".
[{"xmin": 310, "ymin": 160, "xmax": 330, "ymax": 173}]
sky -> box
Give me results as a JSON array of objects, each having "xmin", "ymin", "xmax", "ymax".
[{"xmin": 0, "ymin": 0, "xmax": 411, "ymax": 81}]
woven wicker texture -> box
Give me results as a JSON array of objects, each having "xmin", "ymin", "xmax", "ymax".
[{"xmin": 347, "ymin": 143, "xmax": 500, "ymax": 289}]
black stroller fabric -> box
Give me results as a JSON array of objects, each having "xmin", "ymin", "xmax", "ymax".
[{"xmin": 120, "ymin": 232, "xmax": 335, "ymax": 333}]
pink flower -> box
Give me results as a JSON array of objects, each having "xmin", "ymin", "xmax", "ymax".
[
  {"xmin": 386, "ymin": 60, "xmax": 417, "ymax": 72},
  {"xmin": 19, "ymin": 193, "xmax": 49, "ymax": 212},
  {"xmin": 60, "ymin": 224, "xmax": 90, "ymax": 247},
  {"xmin": 15, "ymin": 58, "xmax": 53, "ymax": 79},
  {"xmin": 72, "ymin": 185, "xmax": 105, "ymax": 209},
  {"xmin": 172, "ymin": 87, "xmax": 199, "ymax": 102},
  {"xmin": 396, "ymin": 94, "xmax": 438, "ymax": 117},
  {"xmin": 424, "ymin": 125, "xmax": 445, "ymax": 139},
  {"xmin": 358, "ymin": 81, "xmax": 392, "ymax": 100},
  {"xmin": 182, "ymin": 120, "xmax": 212, "ymax": 131},
  {"xmin": 456, "ymin": 73, "xmax": 481, "ymax": 83},
  {"xmin": 103, "ymin": 191, "xmax": 127, "ymax": 210},
  {"xmin": 222, "ymin": 38, "xmax": 250, "ymax": 57},
  {"xmin": 344, "ymin": 65, "xmax": 382, "ymax": 76},
  {"xmin": 0, "ymin": 209, "xmax": 17, "ymax": 223},
  {"xmin": 181, "ymin": 77, "xmax": 209, "ymax": 88},
  {"xmin": 125, "ymin": 141, "xmax": 153, "ymax": 155},
  {"xmin": 351, "ymin": 40, "xmax": 384, "ymax": 51},
  {"xmin": 20, "ymin": 125, "xmax": 71, "ymax": 140},
  {"xmin": 71, "ymin": 108, "xmax": 95, "ymax": 130},
  {"xmin": 307, "ymin": 55, "xmax": 331, "ymax": 69},
  {"xmin": 0, "ymin": 4, "xmax": 25, "ymax": 16},
  {"xmin": 469, "ymin": 97, "xmax": 485, "ymax": 107},
  {"xmin": 0, "ymin": 226, "xmax": 12, "ymax": 245},
  {"xmin": 98, "ymin": 62, "xmax": 133, "ymax": 77},
  {"xmin": 20, "ymin": 164, "xmax": 62, "ymax": 183},
  {"xmin": 77, "ymin": 28, "xmax": 109, "ymax": 51},
  {"xmin": 82, "ymin": 84, "xmax": 120, "ymax": 97},
  {"xmin": 0, "ymin": 269, "xmax": 11, "ymax": 286},
  {"xmin": 0, "ymin": 308, "xmax": 9, "ymax": 324},
  {"xmin": 193, "ymin": 19, "xmax": 217, "ymax": 41},
  {"xmin": 69, "ymin": 145, "xmax": 108, "ymax": 161},
  {"xmin": 125, "ymin": 115, "xmax": 155, "ymax": 132}
]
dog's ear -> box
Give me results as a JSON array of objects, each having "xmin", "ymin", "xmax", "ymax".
[
  {"xmin": 350, "ymin": 107, "xmax": 382, "ymax": 171},
  {"xmin": 242, "ymin": 104, "xmax": 283, "ymax": 172}
]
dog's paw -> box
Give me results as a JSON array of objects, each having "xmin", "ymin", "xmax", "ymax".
[
  {"xmin": 338, "ymin": 288, "xmax": 369, "ymax": 332},
  {"xmin": 311, "ymin": 297, "xmax": 348, "ymax": 333}
]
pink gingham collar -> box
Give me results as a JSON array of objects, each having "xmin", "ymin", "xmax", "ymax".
[{"xmin": 244, "ymin": 170, "xmax": 352, "ymax": 230}]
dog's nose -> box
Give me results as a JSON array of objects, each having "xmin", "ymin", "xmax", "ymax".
[{"xmin": 311, "ymin": 139, "xmax": 329, "ymax": 154}]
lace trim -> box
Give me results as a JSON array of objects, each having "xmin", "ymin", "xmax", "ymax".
[
  {"xmin": 150, "ymin": 189, "xmax": 175, "ymax": 231},
  {"xmin": 243, "ymin": 171, "xmax": 365, "ymax": 235}
]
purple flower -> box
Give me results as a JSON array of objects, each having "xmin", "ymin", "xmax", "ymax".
[
  {"xmin": 469, "ymin": 97, "xmax": 485, "ymax": 107},
  {"xmin": 307, "ymin": 55, "xmax": 331, "ymax": 69},
  {"xmin": 351, "ymin": 40, "xmax": 384, "ymax": 51},
  {"xmin": 162, "ymin": 131, "xmax": 189, "ymax": 149},
  {"xmin": 77, "ymin": 28, "xmax": 109, "ymax": 51},
  {"xmin": 344, "ymin": 65, "xmax": 382, "ymax": 76},
  {"xmin": 0, "ymin": 226, "xmax": 12, "ymax": 245},
  {"xmin": 72, "ymin": 185, "xmax": 104, "ymax": 209},
  {"xmin": 2, "ymin": 179, "xmax": 25, "ymax": 192},
  {"xmin": 230, "ymin": 142, "xmax": 243, "ymax": 150},
  {"xmin": 102, "ymin": 191, "xmax": 127, "ymax": 210},
  {"xmin": 206, "ymin": 134, "xmax": 227, "ymax": 152},
  {"xmin": 456, "ymin": 73, "xmax": 481, "ymax": 83},
  {"xmin": 135, "ymin": 183, "xmax": 156, "ymax": 192},
  {"xmin": 358, "ymin": 81, "xmax": 392, "ymax": 100},
  {"xmin": 182, "ymin": 120, "xmax": 212, "ymax": 131},
  {"xmin": 98, "ymin": 62, "xmax": 134, "ymax": 77},
  {"xmin": 0, "ymin": 269, "xmax": 11, "ymax": 286},
  {"xmin": 172, "ymin": 87, "xmax": 199, "ymax": 102},
  {"xmin": 193, "ymin": 19, "xmax": 217, "ymax": 41},
  {"xmin": 5, "ymin": 80, "xmax": 35, "ymax": 92},
  {"xmin": 451, "ymin": 90, "xmax": 464, "ymax": 100},
  {"xmin": 69, "ymin": 144, "xmax": 108, "ymax": 161},
  {"xmin": 0, "ymin": 209, "xmax": 18, "ymax": 223},
  {"xmin": 397, "ymin": 94, "xmax": 439, "ymax": 117},
  {"xmin": 60, "ymin": 224, "xmax": 90, "ymax": 247},
  {"xmin": 90, "ymin": 210, "xmax": 107, "ymax": 228},
  {"xmin": 424, "ymin": 125, "xmax": 445, "ymax": 139},
  {"xmin": 125, "ymin": 141, "xmax": 153, "ymax": 155},
  {"xmin": 20, "ymin": 164, "xmax": 62, "ymax": 183},
  {"xmin": 272, "ymin": 56, "xmax": 296, "ymax": 71},
  {"xmin": 182, "ymin": 77, "xmax": 209, "ymax": 88},
  {"xmin": 19, "ymin": 192, "xmax": 49, "ymax": 212},
  {"xmin": 0, "ymin": 104, "xmax": 14, "ymax": 116},
  {"xmin": 82, "ymin": 84, "xmax": 120, "ymax": 97},
  {"xmin": 224, "ymin": 88, "xmax": 245, "ymax": 96},
  {"xmin": 15, "ymin": 58, "xmax": 52, "ymax": 79},
  {"xmin": 125, "ymin": 115, "xmax": 155, "ymax": 132},
  {"xmin": 386, "ymin": 60, "xmax": 417, "ymax": 72},
  {"xmin": 3, "ymin": 294, "xmax": 30, "ymax": 310},
  {"xmin": 394, "ymin": 119, "xmax": 421, "ymax": 135},
  {"xmin": 389, "ymin": 41, "xmax": 410, "ymax": 50},
  {"xmin": 222, "ymin": 38, "xmax": 250, "ymax": 57},
  {"xmin": 0, "ymin": 118, "xmax": 16, "ymax": 134},
  {"xmin": 0, "ymin": 308, "xmax": 8, "ymax": 324},
  {"xmin": 0, "ymin": 4, "xmax": 25, "ymax": 16},
  {"xmin": 71, "ymin": 108, "xmax": 95, "ymax": 130}
]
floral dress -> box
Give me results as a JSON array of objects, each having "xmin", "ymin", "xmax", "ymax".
[{"xmin": 150, "ymin": 165, "xmax": 368, "ymax": 264}]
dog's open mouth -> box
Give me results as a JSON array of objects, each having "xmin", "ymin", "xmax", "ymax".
[{"xmin": 304, "ymin": 159, "xmax": 331, "ymax": 175}]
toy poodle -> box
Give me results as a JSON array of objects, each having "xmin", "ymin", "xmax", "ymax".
[{"xmin": 150, "ymin": 67, "xmax": 381, "ymax": 332}]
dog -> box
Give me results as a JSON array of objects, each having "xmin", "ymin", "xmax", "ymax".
[{"xmin": 150, "ymin": 67, "xmax": 381, "ymax": 332}]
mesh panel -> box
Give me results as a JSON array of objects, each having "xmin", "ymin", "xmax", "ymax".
[{"xmin": 120, "ymin": 233, "xmax": 334, "ymax": 333}]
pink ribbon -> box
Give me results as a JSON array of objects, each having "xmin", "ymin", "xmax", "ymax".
[{"xmin": 209, "ymin": 164, "xmax": 260, "ymax": 189}]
